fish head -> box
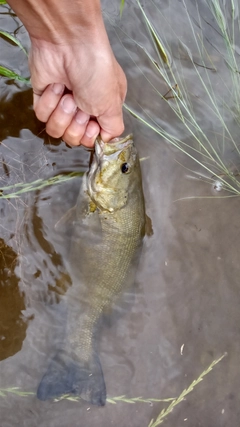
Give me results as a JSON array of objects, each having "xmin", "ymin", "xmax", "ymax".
[{"xmin": 87, "ymin": 134, "xmax": 140, "ymax": 212}]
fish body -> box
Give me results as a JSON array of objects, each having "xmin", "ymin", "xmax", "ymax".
[{"xmin": 37, "ymin": 135, "xmax": 146, "ymax": 405}]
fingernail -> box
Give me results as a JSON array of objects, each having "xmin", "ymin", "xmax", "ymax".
[
  {"xmin": 52, "ymin": 83, "xmax": 64, "ymax": 95},
  {"xmin": 62, "ymin": 96, "xmax": 77, "ymax": 114},
  {"xmin": 75, "ymin": 110, "xmax": 89, "ymax": 125}
]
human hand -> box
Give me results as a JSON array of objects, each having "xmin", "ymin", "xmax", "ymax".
[{"xmin": 30, "ymin": 37, "xmax": 127, "ymax": 147}]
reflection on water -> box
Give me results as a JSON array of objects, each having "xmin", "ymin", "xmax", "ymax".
[{"xmin": 1, "ymin": 0, "xmax": 240, "ymax": 426}]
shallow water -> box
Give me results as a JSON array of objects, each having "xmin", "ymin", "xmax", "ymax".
[{"xmin": 1, "ymin": 1, "xmax": 240, "ymax": 426}]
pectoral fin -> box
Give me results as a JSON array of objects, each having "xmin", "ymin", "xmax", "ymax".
[{"xmin": 54, "ymin": 206, "xmax": 77, "ymax": 230}]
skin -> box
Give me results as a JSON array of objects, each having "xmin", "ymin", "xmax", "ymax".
[{"xmin": 7, "ymin": 0, "xmax": 127, "ymax": 147}]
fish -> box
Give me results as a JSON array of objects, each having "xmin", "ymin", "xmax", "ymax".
[{"xmin": 37, "ymin": 134, "xmax": 146, "ymax": 406}]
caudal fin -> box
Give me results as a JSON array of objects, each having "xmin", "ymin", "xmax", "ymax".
[{"xmin": 37, "ymin": 351, "xmax": 106, "ymax": 406}]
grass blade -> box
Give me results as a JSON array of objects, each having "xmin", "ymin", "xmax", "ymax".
[
  {"xmin": 135, "ymin": 0, "xmax": 169, "ymax": 66},
  {"xmin": 120, "ymin": 0, "xmax": 125, "ymax": 18},
  {"xmin": 148, "ymin": 353, "xmax": 227, "ymax": 427},
  {"xmin": 0, "ymin": 171, "xmax": 84, "ymax": 199},
  {"xmin": 0, "ymin": 65, "xmax": 30, "ymax": 83},
  {"xmin": 0, "ymin": 30, "xmax": 28, "ymax": 56}
]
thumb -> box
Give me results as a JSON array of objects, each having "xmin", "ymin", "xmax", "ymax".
[{"xmin": 98, "ymin": 110, "xmax": 125, "ymax": 143}]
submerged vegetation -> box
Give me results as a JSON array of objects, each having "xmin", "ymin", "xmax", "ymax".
[{"xmin": 0, "ymin": 353, "xmax": 226, "ymax": 425}]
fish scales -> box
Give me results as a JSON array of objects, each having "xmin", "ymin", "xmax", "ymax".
[
  {"xmin": 70, "ymin": 198, "xmax": 144, "ymax": 357},
  {"xmin": 37, "ymin": 134, "xmax": 146, "ymax": 406}
]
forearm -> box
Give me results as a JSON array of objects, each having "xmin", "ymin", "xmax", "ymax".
[{"xmin": 7, "ymin": 0, "xmax": 107, "ymax": 44}]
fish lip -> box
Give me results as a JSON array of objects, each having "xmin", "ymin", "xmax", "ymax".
[
  {"xmin": 95, "ymin": 134, "xmax": 133, "ymax": 159},
  {"xmin": 107, "ymin": 133, "xmax": 133, "ymax": 146}
]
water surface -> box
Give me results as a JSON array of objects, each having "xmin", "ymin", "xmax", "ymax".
[{"xmin": 0, "ymin": 1, "xmax": 240, "ymax": 426}]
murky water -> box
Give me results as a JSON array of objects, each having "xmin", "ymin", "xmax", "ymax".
[{"xmin": 1, "ymin": 1, "xmax": 240, "ymax": 426}]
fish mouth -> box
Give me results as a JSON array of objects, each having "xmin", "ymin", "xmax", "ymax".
[{"xmin": 95, "ymin": 134, "xmax": 133, "ymax": 159}]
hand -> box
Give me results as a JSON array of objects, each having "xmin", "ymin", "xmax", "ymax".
[
  {"xmin": 30, "ymin": 37, "xmax": 127, "ymax": 147},
  {"xmin": 6, "ymin": 0, "xmax": 127, "ymax": 147}
]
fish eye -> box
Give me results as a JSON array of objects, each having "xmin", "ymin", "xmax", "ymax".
[{"xmin": 121, "ymin": 163, "xmax": 130, "ymax": 174}]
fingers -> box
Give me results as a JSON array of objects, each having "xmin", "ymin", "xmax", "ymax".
[
  {"xmin": 47, "ymin": 95, "xmax": 99, "ymax": 147},
  {"xmin": 29, "ymin": 37, "xmax": 127, "ymax": 147},
  {"xmin": 62, "ymin": 110, "xmax": 89, "ymax": 146},
  {"xmin": 34, "ymin": 83, "xmax": 65, "ymax": 122},
  {"xmin": 32, "ymin": 75, "xmax": 126, "ymax": 146},
  {"xmin": 63, "ymin": 111, "xmax": 100, "ymax": 147},
  {"xmin": 34, "ymin": 89, "xmax": 99, "ymax": 147},
  {"xmin": 46, "ymin": 94, "xmax": 77, "ymax": 138}
]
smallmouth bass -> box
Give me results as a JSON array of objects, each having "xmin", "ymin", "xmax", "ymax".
[{"xmin": 37, "ymin": 134, "xmax": 146, "ymax": 406}]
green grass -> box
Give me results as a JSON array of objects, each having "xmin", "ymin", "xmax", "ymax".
[
  {"xmin": 120, "ymin": 0, "xmax": 125, "ymax": 17},
  {"xmin": 0, "ymin": 27, "xmax": 29, "ymax": 83},
  {"xmin": 0, "ymin": 30, "xmax": 28, "ymax": 55},
  {"xmin": 0, "ymin": 64, "xmax": 30, "ymax": 83}
]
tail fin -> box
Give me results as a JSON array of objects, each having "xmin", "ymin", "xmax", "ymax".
[{"xmin": 37, "ymin": 351, "xmax": 106, "ymax": 406}]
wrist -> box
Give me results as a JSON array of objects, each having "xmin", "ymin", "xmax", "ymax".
[{"xmin": 7, "ymin": 0, "xmax": 106, "ymax": 44}]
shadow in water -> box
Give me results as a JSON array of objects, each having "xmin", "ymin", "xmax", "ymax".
[
  {"xmin": 0, "ymin": 88, "xmax": 37, "ymax": 140},
  {"xmin": 0, "ymin": 238, "xmax": 27, "ymax": 360},
  {"xmin": 0, "ymin": 87, "xmax": 62, "ymax": 147}
]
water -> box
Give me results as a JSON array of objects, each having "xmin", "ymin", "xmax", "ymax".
[{"xmin": 1, "ymin": 1, "xmax": 240, "ymax": 426}]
